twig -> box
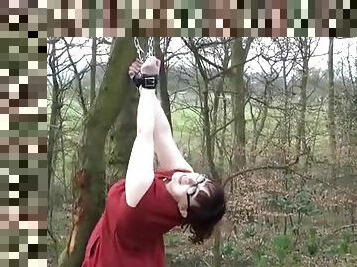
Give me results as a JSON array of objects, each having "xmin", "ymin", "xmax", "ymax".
[
  {"xmin": 202, "ymin": 258, "xmax": 212, "ymax": 267},
  {"xmin": 222, "ymin": 157, "xmax": 299, "ymax": 188},
  {"xmin": 332, "ymin": 224, "xmax": 357, "ymax": 234}
]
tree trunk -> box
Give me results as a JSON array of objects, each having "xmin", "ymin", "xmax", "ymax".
[
  {"xmin": 217, "ymin": 93, "xmax": 227, "ymax": 175},
  {"xmin": 229, "ymin": 38, "xmax": 253, "ymax": 173},
  {"xmin": 109, "ymin": 88, "xmax": 138, "ymax": 182},
  {"xmin": 212, "ymin": 44, "xmax": 230, "ymax": 160},
  {"xmin": 232, "ymin": 39, "xmax": 246, "ymax": 171},
  {"xmin": 212, "ymin": 76, "xmax": 224, "ymax": 163},
  {"xmin": 154, "ymin": 37, "xmax": 172, "ymax": 129},
  {"xmin": 59, "ymin": 113, "xmax": 69, "ymax": 199},
  {"xmin": 281, "ymin": 39, "xmax": 291, "ymax": 160},
  {"xmin": 58, "ymin": 37, "xmax": 136, "ymax": 267},
  {"xmin": 90, "ymin": 37, "xmax": 97, "ymax": 106},
  {"xmin": 213, "ymin": 225, "xmax": 222, "ymax": 267},
  {"xmin": 328, "ymin": 37, "xmax": 337, "ymax": 181},
  {"xmin": 249, "ymin": 84, "xmax": 268, "ymax": 164},
  {"xmin": 64, "ymin": 38, "xmax": 88, "ymax": 115},
  {"xmin": 193, "ymin": 51, "xmax": 218, "ymax": 178},
  {"xmin": 185, "ymin": 38, "xmax": 221, "ymax": 266},
  {"xmin": 296, "ymin": 38, "xmax": 309, "ymax": 166},
  {"xmin": 48, "ymin": 39, "xmax": 62, "ymax": 193}
]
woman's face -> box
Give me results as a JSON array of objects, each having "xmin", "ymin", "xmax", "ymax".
[{"xmin": 166, "ymin": 172, "xmax": 210, "ymax": 218}]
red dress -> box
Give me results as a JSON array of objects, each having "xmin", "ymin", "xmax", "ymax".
[{"xmin": 82, "ymin": 169, "xmax": 185, "ymax": 267}]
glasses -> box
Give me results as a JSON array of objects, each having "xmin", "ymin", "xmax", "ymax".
[{"xmin": 186, "ymin": 174, "xmax": 207, "ymax": 208}]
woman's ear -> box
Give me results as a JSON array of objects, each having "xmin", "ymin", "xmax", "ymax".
[
  {"xmin": 179, "ymin": 206, "xmax": 187, "ymax": 218},
  {"xmin": 178, "ymin": 201, "xmax": 188, "ymax": 218}
]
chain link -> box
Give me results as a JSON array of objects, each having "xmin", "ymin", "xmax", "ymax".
[
  {"xmin": 147, "ymin": 37, "xmax": 154, "ymax": 58},
  {"xmin": 133, "ymin": 37, "xmax": 154, "ymax": 61},
  {"xmin": 133, "ymin": 37, "xmax": 145, "ymax": 61}
]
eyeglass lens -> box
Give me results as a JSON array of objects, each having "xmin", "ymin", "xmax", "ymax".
[{"xmin": 187, "ymin": 175, "xmax": 206, "ymax": 196}]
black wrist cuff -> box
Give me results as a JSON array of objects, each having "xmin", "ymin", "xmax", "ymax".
[{"xmin": 132, "ymin": 74, "xmax": 158, "ymax": 89}]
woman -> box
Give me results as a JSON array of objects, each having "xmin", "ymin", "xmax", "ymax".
[{"xmin": 82, "ymin": 56, "xmax": 226, "ymax": 267}]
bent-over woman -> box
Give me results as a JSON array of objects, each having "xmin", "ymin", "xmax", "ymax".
[{"xmin": 82, "ymin": 56, "xmax": 226, "ymax": 267}]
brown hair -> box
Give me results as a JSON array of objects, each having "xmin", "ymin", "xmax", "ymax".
[{"xmin": 181, "ymin": 180, "xmax": 226, "ymax": 244}]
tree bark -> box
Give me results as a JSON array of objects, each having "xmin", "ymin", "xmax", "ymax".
[
  {"xmin": 229, "ymin": 38, "xmax": 253, "ymax": 173},
  {"xmin": 217, "ymin": 93, "xmax": 227, "ymax": 176},
  {"xmin": 58, "ymin": 37, "xmax": 136, "ymax": 267},
  {"xmin": 213, "ymin": 225, "xmax": 222, "ymax": 267},
  {"xmin": 191, "ymin": 42, "xmax": 218, "ymax": 179},
  {"xmin": 296, "ymin": 38, "xmax": 309, "ymax": 164},
  {"xmin": 328, "ymin": 37, "xmax": 337, "ymax": 181},
  {"xmin": 109, "ymin": 88, "xmax": 138, "ymax": 182},
  {"xmin": 90, "ymin": 37, "xmax": 97, "ymax": 106},
  {"xmin": 48, "ymin": 38, "xmax": 62, "ymax": 193},
  {"xmin": 63, "ymin": 38, "xmax": 88, "ymax": 115},
  {"xmin": 184, "ymin": 38, "xmax": 221, "ymax": 266},
  {"xmin": 249, "ymin": 92, "xmax": 268, "ymax": 164},
  {"xmin": 212, "ymin": 42, "xmax": 230, "ymax": 160},
  {"xmin": 183, "ymin": 38, "xmax": 219, "ymax": 179},
  {"xmin": 154, "ymin": 37, "xmax": 172, "ymax": 129},
  {"xmin": 281, "ymin": 39, "xmax": 292, "ymax": 157}
]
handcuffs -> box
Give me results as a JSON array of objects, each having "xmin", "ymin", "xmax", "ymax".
[{"xmin": 132, "ymin": 74, "xmax": 158, "ymax": 89}]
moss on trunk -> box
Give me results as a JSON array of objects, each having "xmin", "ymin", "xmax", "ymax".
[{"xmin": 59, "ymin": 37, "xmax": 136, "ymax": 267}]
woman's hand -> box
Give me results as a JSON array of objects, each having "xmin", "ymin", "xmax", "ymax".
[
  {"xmin": 141, "ymin": 56, "xmax": 161, "ymax": 76},
  {"xmin": 128, "ymin": 58, "xmax": 143, "ymax": 79}
]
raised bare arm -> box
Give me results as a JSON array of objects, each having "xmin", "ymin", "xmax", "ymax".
[{"xmin": 125, "ymin": 57, "xmax": 161, "ymax": 207}]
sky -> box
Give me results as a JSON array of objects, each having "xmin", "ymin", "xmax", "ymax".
[
  {"xmin": 166, "ymin": 38, "xmax": 356, "ymax": 75},
  {"xmin": 48, "ymin": 37, "xmax": 357, "ymax": 80}
]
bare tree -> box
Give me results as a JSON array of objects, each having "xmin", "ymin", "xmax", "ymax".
[
  {"xmin": 48, "ymin": 37, "xmax": 66, "ymax": 193},
  {"xmin": 228, "ymin": 38, "xmax": 254, "ymax": 172},
  {"xmin": 328, "ymin": 37, "xmax": 337, "ymax": 181},
  {"xmin": 183, "ymin": 38, "xmax": 219, "ymax": 179},
  {"xmin": 59, "ymin": 37, "xmax": 136, "ymax": 267},
  {"xmin": 155, "ymin": 37, "xmax": 172, "ymax": 129},
  {"xmin": 63, "ymin": 38, "xmax": 89, "ymax": 115},
  {"xmin": 107, "ymin": 87, "xmax": 138, "ymax": 182},
  {"xmin": 90, "ymin": 37, "xmax": 97, "ymax": 106}
]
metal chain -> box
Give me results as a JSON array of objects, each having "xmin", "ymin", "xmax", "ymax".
[
  {"xmin": 133, "ymin": 37, "xmax": 145, "ymax": 61},
  {"xmin": 147, "ymin": 37, "xmax": 154, "ymax": 58},
  {"xmin": 133, "ymin": 37, "xmax": 154, "ymax": 61}
]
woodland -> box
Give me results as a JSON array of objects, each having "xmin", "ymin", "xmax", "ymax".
[{"xmin": 47, "ymin": 37, "xmax": 357, "ymax": 266}]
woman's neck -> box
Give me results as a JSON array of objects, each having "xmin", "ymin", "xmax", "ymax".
[{"xmin": 164, "ymin": 181, "xmax": 180, "ymax": 202}]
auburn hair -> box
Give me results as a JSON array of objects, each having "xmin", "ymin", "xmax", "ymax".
[{"xmin": 181, "ymin": 180, "xmax": 226, "ymax": 244}]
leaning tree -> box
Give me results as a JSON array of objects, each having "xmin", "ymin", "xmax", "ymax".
[{"xmin": 59, "ymin": 37, "xmax": 136, "ymax": 267}]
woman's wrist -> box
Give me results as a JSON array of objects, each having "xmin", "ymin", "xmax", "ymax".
[
  {"xmin": 132, "ymin": 74, "xmax": 158, "ymax": 89},
  {"xmin": 139, "ymin": 86, "xmax": 156, "ymax": 94}
]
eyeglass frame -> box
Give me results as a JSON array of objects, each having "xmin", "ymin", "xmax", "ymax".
[{"xmin": 186, "ymin": 174, "xmax": 207, "ymax": 208}]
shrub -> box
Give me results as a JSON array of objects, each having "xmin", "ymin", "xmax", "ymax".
[
  {"xmin": 306, "ymin": 228, "xmax": 319, "ymax": 256},
  {"xmin": 274, "ymin": 235, "xmax": 292, "ymax": 264}
]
